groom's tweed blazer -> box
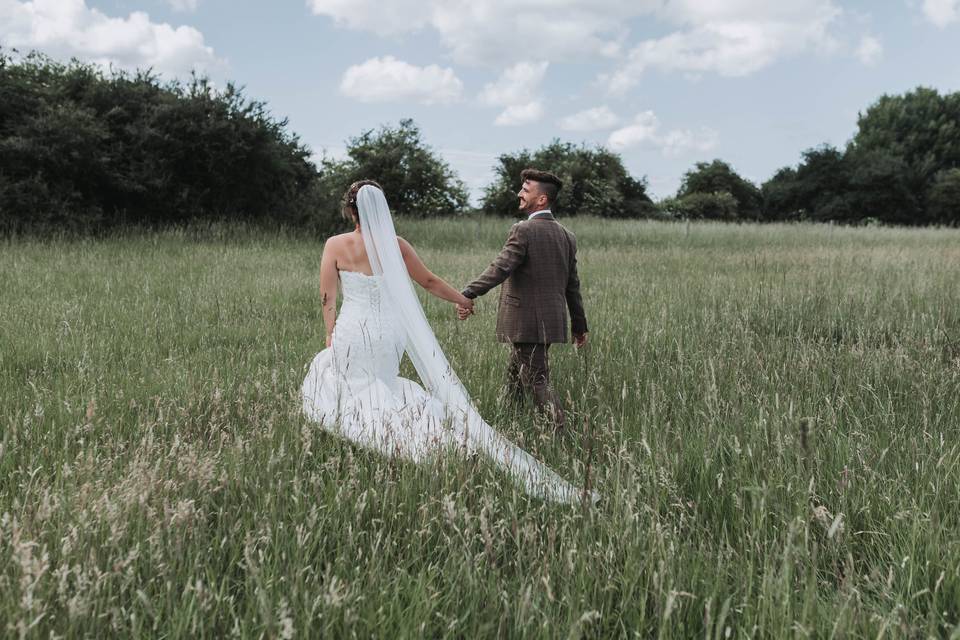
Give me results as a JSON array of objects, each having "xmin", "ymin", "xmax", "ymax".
[{"xmin": 463, "ymin": 212, "xmax": 587, "ymax": 344}]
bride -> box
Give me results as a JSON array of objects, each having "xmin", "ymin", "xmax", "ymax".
[{"xmin": 302, "ymin": 180, "xmax": 594, "ymax": 504}]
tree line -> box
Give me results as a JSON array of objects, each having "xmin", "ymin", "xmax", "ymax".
[
  {"xmin": 1, "ymin": 51, "xmax": 320, "ymax": 234},
  {"xmin": 2, "ymin": 50, "xmax": 958, "ymax": 235}
]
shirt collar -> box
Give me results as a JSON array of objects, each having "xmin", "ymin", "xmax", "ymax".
[{"xmin": 527, "ymin": 209, "xmax": 552, "ymax": 220}]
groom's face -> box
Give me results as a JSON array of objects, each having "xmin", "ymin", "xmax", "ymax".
[{"xmin": 517, "ymin": 180, "xmax": 546, "ymax": 215}]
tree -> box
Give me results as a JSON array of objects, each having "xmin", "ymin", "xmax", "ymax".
[
  {"xmin": 761, "ymin": 88, "xmax": 960, "ymax": 225},
  {"xmin": 761, "ymin": 145, "xmax": 856, "ymax": 223},
  {"xmin": 928, "ymin": 168, "xmax": 960, "ymax": 225},
  {"xmin": 761, "ymin": 167, "xmax": 803, "ymax": 220},
  {"xmin": 480, "ymin": 141, "xmax": 653, "ymax": 218},
  {"xmin": 0, "ymin": 50, "xmax": 322, "ymax": 234},
  {"xmin": 791, "ymin": 145, "xmax": 856, "ymax": 222},
  {"xmin": 851, "ymin": 87, "xmax": 960, "ymax": 210},
  {"xmin": 317, "ymin": 119, "xmax": 468, "ymax": 223},
  {"xmin": 764, "ymin": 143, "xmax": 929, "ymax": 224},
  {"xmin": 677, "ymin": 159, "xmax": 762, "ymax": 219},
  {"xmin": 846, "ymin": 149, "xmax": 920, "ymax": 225}
]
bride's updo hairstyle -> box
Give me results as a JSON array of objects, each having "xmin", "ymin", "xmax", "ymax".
[{"xmin": 341, "ymin": 179, "xmax": 383, "ymax": 226}]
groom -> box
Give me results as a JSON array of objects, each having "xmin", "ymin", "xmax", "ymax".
[{"xmin": 458, "ymin": 168, "xmax": 588, "ymax": 429}]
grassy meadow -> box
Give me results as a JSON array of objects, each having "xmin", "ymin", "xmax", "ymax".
[{"xmin": 2, "ymin": 217, "xmax": 960, "ymax": 638}]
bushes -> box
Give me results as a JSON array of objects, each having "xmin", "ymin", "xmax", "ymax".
[
  {"xmin": 658, "ymin": 192, "xmax": 739, "ymax": 221},
  {"xmin": 677, "ymin": 160, "xmax": 761, "ymax": 220},
  {"xmin": 0, "ymin": 52, "xmax": 321, "ymax": 235}
]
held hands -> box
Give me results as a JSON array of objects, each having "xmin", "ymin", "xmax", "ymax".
[
  {"xmin": 456, "ymin": 296, "xmax": 474, "ymax": 320},
  {"xmin": 573, "ymin": 332, "xmax": 588, "ymax": 349}
]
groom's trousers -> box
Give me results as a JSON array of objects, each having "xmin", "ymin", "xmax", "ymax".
[{"xmin": 506, "ymin": 343, "xmax": 565, "ymax": 429}]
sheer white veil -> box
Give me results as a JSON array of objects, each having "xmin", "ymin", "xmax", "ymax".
[
  {"xmin": 355, "ymin": 185, "xmax": 591, "ymax": 503},
  {"xmin": 356, "ymin": 185, "xmax": 469, "ymax": 409}
]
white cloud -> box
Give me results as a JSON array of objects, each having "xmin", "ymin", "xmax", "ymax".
[
  {"xmin": 855, "ymin": 35, "xmax": 883, "ymax": 65},
  {"xmin": 0, "ymin": 0, "xmax": 219, "ymax": 77},
  {"xmin": 166, "ymin": 0, "xmax": 198, "ymax": 12},
  {"xmin": 306, "ymin": 0, "xmax": 430, "ymax": 36},
  {"xmin": 608, "ymin": 111, "xmax": 661, "ymax": 149},
  {"xmin": 604, "ymin": 0, "xmax": 842, "ymax": 92},
  {"xmin": 310, "ymin": 0, "xmax": 849, "ymax": 84},
  {"xmin": 309, "ymin": 0, "xmax": 660, "ymax": 65},
  {"xmin": 658, "ymin": 127, "xmax": 720, "ymax": 157},
  {"xmin": 479, "ymin": 62, "xmax": 547, "ymax": 107},
  {"xmin": 921, "ymin": 0, "xmax": 959, "ymax": 27},
  {"xmin": 558, "ymin": 106, "xmax": 620, "ymax": 132},
  {"xmin": 339, "ymin": 56, "xmax": 463, "ymax": 105},
  {"xmin": 312, "ymin": 0, "xmax": 864, "ymax": 102},
  {"xmin": 494, "ymin": 102, "xmax": 544, "ymax": 126},
  {"xmin": 479, "ymin": 62, "xmax": 548, "ymax": 125},
  {"xmin": 608, "ymin": 111, "xmax": 718, "ymax": 157}
]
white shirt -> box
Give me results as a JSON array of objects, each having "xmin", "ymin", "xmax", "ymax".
[{"xmin": 527, "ymin": 209, "xmax": 552, "ymax": 220}]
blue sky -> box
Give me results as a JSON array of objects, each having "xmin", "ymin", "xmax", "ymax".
[{"xmin": 3, "ymin": 0, "xmax": 959, "ymax": 201}]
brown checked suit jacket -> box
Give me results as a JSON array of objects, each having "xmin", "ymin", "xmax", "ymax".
[{"xmin": 463, "ymin": 212, "xmax": 588, "ymax": 344}]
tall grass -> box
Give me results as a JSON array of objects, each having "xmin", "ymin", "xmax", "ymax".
[{"xmin": 1, "ymin": 218, "xmax": 959, "ymax": 637}]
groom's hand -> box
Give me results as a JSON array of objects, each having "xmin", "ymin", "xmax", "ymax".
[
  {"xmin": 457, "ymin": 291, "xmax": 475, "ymax": 320},
  {"xmin": 456, "ymin": 295, "xmax": 474, "ymax": 320},
  {"xmin": 573, "ymin": 332, "xmax": 588, "ymax": 348}
]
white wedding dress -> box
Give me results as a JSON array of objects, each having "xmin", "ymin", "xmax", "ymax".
[
  {"xmin": 301, "ymin": 186, "xmax": 593, "ymax": 504},
  {"xmin": 302, "ymin": 270, "xmax": 454, "ymax": 462}
]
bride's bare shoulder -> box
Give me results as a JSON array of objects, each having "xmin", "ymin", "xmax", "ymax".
[
  {"xmin": 323, "ymin": 232, "xmax": 352, "ymax": 249},
  {"xmin": 321, "ymin": 234, "xmax": 346, "ymax": 264}
]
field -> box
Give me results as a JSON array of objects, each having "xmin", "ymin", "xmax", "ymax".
[{"xmin": 2, "ymin": 218, "xmax": 960, "ymax": 638}]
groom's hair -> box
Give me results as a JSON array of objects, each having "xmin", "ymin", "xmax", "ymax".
[
  {"xmin": 341, "ymin": 179, "xmax": 384, "ymax": 225},
  {"xmin": 520, "ymin": 168, "xmax": 562, "ymax": 204}
]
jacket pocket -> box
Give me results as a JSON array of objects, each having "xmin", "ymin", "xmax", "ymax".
[{"xmin": 502, "ymin": 294, "xmax": 521, "ymax": 307}]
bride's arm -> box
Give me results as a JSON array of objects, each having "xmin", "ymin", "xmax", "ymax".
[
  {"xmin": 319, "ymin": 239, "xmax": 339, "ymax": 347},
  {"xmin": 397, "ymin": 237, "xmax": 473, "ymax": 309}
]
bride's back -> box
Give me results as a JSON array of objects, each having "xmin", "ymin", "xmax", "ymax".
[{"xmin": 331, "ymin": 231, "xmax": 374, "ymax": 275}]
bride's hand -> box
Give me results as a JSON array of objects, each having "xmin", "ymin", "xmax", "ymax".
[{"xmin": 456, "ymin": 297, "xmax": 474, "ymax": 320}]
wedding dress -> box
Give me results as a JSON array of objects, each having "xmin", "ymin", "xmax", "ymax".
[{"xmin": 301, "ymin": 186, "xmax": 594, "ymax": 504}]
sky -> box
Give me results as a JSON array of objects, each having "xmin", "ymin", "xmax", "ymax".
[{"xmin": 2, "ymin": 0, "xmax": 959, "ymax": 202}]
